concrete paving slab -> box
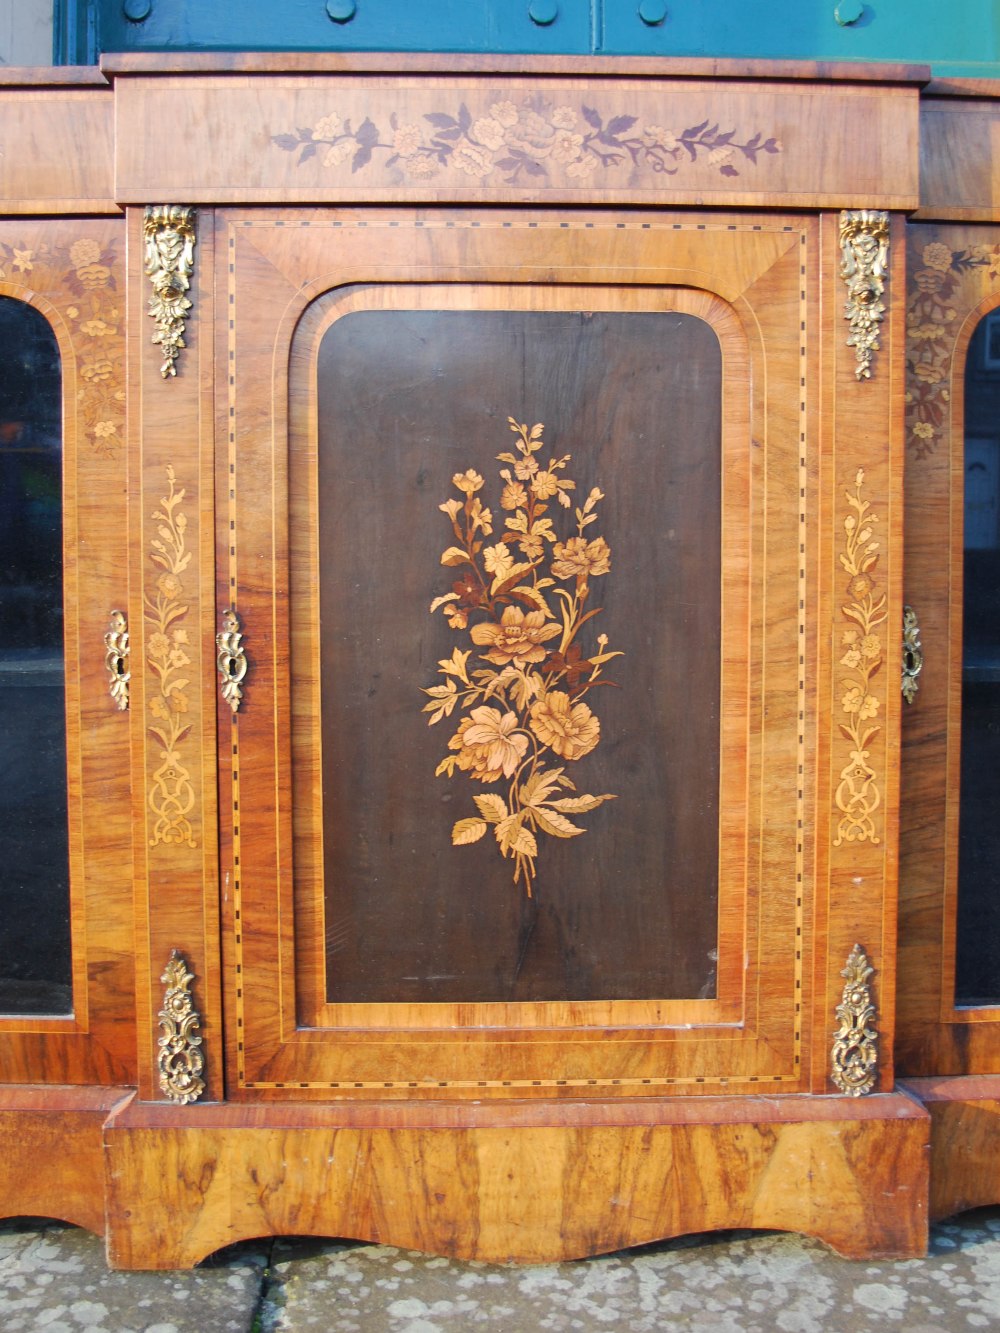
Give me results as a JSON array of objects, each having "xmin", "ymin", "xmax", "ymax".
[
  {"xmin": 260, "ymin": 1211, "xmax": 1000, "ymax": 1333},
  {"xmin": 0, "ymin": 1219, "xmax": 268, "ymax": 1333},
  {"xmin": 2, "ymin": 1208, "xmax": 1000, "ymax": 1333}
]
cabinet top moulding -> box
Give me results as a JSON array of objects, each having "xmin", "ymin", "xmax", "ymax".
[
  {"xmin": 98, "ymin": 52, "xmax": 931, "ymax": 85},
  {"xmin": 0, "ymin": 66, "xmax": 109, "ymax": 86},
  {"xmin": 103, "ymin": 54, "xmax": 921, "ymax": 210}
]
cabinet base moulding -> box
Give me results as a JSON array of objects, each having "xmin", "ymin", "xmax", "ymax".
[
  {"xmin": 101, "ymin": 1092, "xmax": 930, "ymax": 1269},
  {"xmin": 901, "ymin": 1075, "xmax": 1000, "ymax": 1221},
  {"xmin": 0, "ymin": 1086, "xmax": 134, "ymax": 1237}
]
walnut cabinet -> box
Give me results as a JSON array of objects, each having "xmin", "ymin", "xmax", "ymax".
[{"xmin": 0, "ymin": 54, "xmax": 991, "ymax": 1267}]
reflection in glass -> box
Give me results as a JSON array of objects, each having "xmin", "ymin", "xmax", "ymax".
[
  {"xmin": 955, "ymin": 312, "xmax": 1000, "ymax": 1005},
  {"xmin": 0, "ymin": 296, "xmax": 71, "ymax": 1014}
]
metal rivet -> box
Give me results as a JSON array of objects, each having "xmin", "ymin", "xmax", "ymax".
[
  {"xmin": 639, "ymin": 0, "xmax": 668, "ymax": 24},
  {"xmin": 326, "ymin": 0, "xmax": 357, "ymax": 22},
  {"xmin": 528, "ymin": 0, "xmax": 559, "ymax": 25},
  {"xmin": 834, "ymin": 0, "xmax": 864, "ymax": 25},
  {"xmin": 122, "ymin": 0, "xmax": 152, "ymax": 21}
]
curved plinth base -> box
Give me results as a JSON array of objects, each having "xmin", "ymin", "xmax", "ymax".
[
  {"xmin": 103, "ymin": 1092, "xmax": 929, "ymax": 1269},
  {"xmin": 901, "ymin": 1075, "xmax": 1000, "ymax": 1222},
  {"xmin": 0, "ymin": 1086, "xmax": 133, "ymax": 1236}
]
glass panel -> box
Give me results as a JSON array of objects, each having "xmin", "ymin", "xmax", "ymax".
[
  {"xmin": 317, "ymin": 308, "xmax": 721, "ymax": 1004},
  {"xmin": 0, "ymin": 296, "xmax": 71, "ymax": 1014},
  {"xmin": 955, "ymin": 312, "xmax": 1000, "ymax": 1005}
]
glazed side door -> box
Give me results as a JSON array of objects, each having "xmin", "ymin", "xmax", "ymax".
[
  {"xmin": 0, "ymin": 218, "xmax": 135, "ymax": 1087},
  {"xmin": 898, "ymin": 222, "xmax": 1000, "ymax": 1075}
]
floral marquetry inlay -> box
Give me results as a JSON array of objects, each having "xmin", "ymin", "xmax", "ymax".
[
  {"xmin": 834, "ymin": 469, "xmax": 887, "ymax": 848},
  {"xmin": 145, "ymin": 466, "xmax": 198, "ymax": 850},
  {"xmin": 424, "ymin": 417, "xmax": 621, "ymax": 900},
  {"xmin": 274, "ymin": 97, "xmax": 781, "ymax": 188},
  {"xmin": 0, "ymin": 230, "xmax": 124, "ymax": 458},
  {"xmin": 906, "ymin": 236, "xmax": 1000, "ymax": 458}
]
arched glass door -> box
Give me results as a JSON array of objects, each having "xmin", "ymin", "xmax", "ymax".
[
  {"xmin": 0, "ymin": 296, "xmax": 71, "ymax": 1015},
  {"xmin": 955, "ymin": 311, "xmax": 1000, "ymax": 1005}
]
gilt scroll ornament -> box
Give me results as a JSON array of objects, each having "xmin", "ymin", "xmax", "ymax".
[
  {"xmin": 216, "ymin": 609, "xmax": 248, "ymax": 714},
  {"xmin": 157, "ymin": 950, "xmax": 206, "ymax": 1105},
  {"xmin": 902, "ymin": 605, "xmax": 923, "ymax": 705},
  {"xmin": 104, "ymin": 610, "xmax": 130, "ymax": 711},
  {"xmin": 831, "ymin": 944, "xmax": 878, "ymax": 1096},
  {"xmin": 840, "ymin": 209, "xmax": 889, "ymax": 381},
  {"xmin": 143, "ymin": 205, "xmax": 196, "ymax": 379}
]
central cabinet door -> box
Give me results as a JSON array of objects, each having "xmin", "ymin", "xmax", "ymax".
[{"xmin": 219, "ymin": 209, "xmax": 814, "ymax": 1097}]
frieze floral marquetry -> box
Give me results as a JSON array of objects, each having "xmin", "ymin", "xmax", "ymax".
[
  {"xmin": 906, "ymin": 236, "xmax": 1000, "ymax": 459},
  {"xmin": 834, "ymin": 469, "xmax": 887, "ymax": 848},
  {"xmin": 0, "ymin": 231, "xmax": 124, "ymax": 458},
  {"xmin": 424, "ymin": 417, "xmax": 620, "ymax": 899},
  {"xmin": 274, "ymin": 97, "xmax": 781, "ymax": 188},
  {"xmin": 145, "ymin": 465, "xmax": 198, "ymax": 850}
]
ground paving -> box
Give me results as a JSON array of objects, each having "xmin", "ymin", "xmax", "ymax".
[{"xmin": 2, "ymin": 1208, "xmax": 1000, "ymax": 1332}]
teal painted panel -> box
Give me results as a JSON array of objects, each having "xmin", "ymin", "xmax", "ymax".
[
  {"xmin": 601, "ymin": 0, "xmax": 998, "ymax": 72},
  {"xmin": 60, "ymin": 0, "xmax": 1000, "ymax": 76},
  {"xmin": 93, "ymin": 0, "xmax": 593, "ymax": 56}
]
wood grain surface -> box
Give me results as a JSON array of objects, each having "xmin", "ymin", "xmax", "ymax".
[
  {"xmin": 919, "ymin": 95, "xmax": 1000, "ymax": 222},
  {"xmin": 902, "ymin": 1076, "xmax": 1000, "ymax": 1219},
  {"xmin": 0, "ymin": 90, "xmax": 116, "ymax": 213},
  {"xmin": 0, "ymin": 1086, "xmax": 133, "ymax": 1234},
  {"xmin": 104, "ymin": 1091, "xmax": 929, "ymax": 1268}
]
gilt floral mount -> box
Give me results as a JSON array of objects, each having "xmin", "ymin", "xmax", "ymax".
[
  {"xmin": 274, "ymin": 96, "xmax": 781, "ymax": 187},
  {"xmin": 424, "ymin": 418, "xmax": 621, "ymax": 899}
]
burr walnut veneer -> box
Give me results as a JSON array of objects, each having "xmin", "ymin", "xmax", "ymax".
[{"xmin": 0, "ymin": 54, "xmax": 968, "ymax": 1267}]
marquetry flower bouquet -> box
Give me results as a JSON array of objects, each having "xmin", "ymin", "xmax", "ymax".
[{"xmin": 423, "ymin": 417, "xmax": 622, "ymax": 898}]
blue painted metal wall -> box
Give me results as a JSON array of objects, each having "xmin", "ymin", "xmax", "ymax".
[{"xmin": 55, "ymin": 0, "xmax": 997, "ymax": 77}]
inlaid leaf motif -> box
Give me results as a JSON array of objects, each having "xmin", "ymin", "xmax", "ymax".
[{"xmin": 452, "ymin": 818, "xmax": 488, "ymax": 845}]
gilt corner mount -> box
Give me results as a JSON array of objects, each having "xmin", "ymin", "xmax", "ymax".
[
  {"xmin": 831, "ymin": 943, "xmax": 878, "ymax": 1096},
  {"xmin": 157, "ymin": 950, "xmax": 206, "ymax": 1105},
  {"xmin": 143, "ymin": 205, "xmax": 197, "ymax": 379},
  {"xmin": 840, "ymin": 209, "xmax": 889, "ymax": 381}
]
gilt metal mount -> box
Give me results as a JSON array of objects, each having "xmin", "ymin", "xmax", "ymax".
[
  {"xmin": 157, "ymin": 950, "xmax": 206, "ymax": 1105},
  {"xmin": 104, "ymin": 609, "xmax": 130, "ymax": 711},
  {"xmin": 902, "ymin": 605, "xmax": 923, "ymax": 704},
  {"xmin": 143, "ymin": 205, "xmax": 196, "ymax": 379},
  {"xmin": 840, "ymin": 209, "xmax": 889, "ymax": 381},
  {"xmin": 831, "ymin": 943, "xmax": 878, "ymax": 1096},
  {"xmin": 216, "ymin": 609, "xmax": 247, "ymax": 713}
]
